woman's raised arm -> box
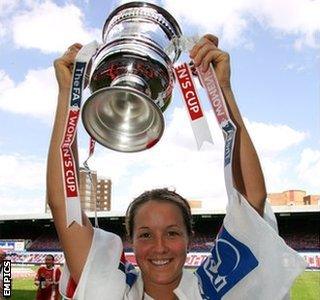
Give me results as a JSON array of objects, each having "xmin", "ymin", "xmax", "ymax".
[
  {"xmin": 47, "ymin": 44, "xmax": 93, "ymax": 283},
  {"xmin": 190, "ymin": 35, "xmax": 266, "ymax": 215}
]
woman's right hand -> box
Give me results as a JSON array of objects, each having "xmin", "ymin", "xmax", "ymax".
[
  {"xmin": 189, "ymin": 34, "xmax": 231, "ymax": 89},
  {"xmin": 53, "ymin": 43, "xmax": 82, "ymax": 90}
]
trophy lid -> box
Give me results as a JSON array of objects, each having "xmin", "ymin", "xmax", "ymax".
[{"xmin": 103, "ymin": 2, "xmax": 182, "ymax": 39}]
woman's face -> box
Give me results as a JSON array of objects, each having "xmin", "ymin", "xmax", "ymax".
[{"xmin": 132, "ymin": 200, "xmax": 189, "ymax": 289}]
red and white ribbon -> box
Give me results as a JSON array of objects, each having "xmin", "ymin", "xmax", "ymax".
[
  {"xmin": 60, "ymin": 41, "xmax": 98, "ymax": 227},
  {"xmin": 173, "ymin": 35, "xmax": 237, "ymax": 192},
  {"xmin": 174, "ymin": 63, "xmax": 213, "ymax": 149},
  {"xmin": 197, "ymin": 65, "xmax": 233, "ymax": 129},
  {"xmin": 197, "ymin": 64, "xmax": 237, "ymax": 194}
]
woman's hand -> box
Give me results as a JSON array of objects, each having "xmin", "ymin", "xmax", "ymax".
[
  {"xmin": 189, "ymin": 34, "xmax": 231, "ymax": 88},
  {"xmin": 53, "ymin": 43, "xmax": 82, "ymax": 90}
]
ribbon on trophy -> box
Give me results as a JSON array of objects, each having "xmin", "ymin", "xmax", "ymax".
[
  {"xmin": 60, "ymin": 41, "xmax": 99, "ymax": 227},
  {"xmin": 174, "ymin": 63, "xmax": 213, "ymax": 149},
  {"xmin": 170, "ymin": 35, "xmax": 212, "ymax": 149},
  {"xmin": 173, "ymin": 35, "xmax": 237, "ymax": 191},
  {"xmin": 196, "ymin": 64, "xmax": 237, "ymax": 194}
]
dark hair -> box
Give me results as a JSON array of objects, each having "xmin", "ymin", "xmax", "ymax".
[
  {"xmin": 125, "ymin": 188, "xmax": 192, "ymax": 239},
  {"xmin": 45, "ymin": 254, "xmax": 54, "ymax": 261}
]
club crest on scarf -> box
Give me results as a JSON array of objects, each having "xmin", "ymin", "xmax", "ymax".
[{"xmin": 195, "ymin": 226, "xmax": 258, "ymax": 299}]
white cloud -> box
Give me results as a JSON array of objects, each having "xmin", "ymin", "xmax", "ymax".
[
  {"xmin": 0, "ymin": 67, "xmax": 57, "ymax": 123},
  {"xmin": 260, "ymin": 157, "xmax": 292, "ymax": 193},
  {"xmin": 0, "ymin": 152, "xmax": 46, "ymax": 215},
  {"xmin": 80, "ymin": 107, "xmax": 227, "ymax": 210},
  {"xmin": 0, "ymin": 195, "xmax": 44, "ymax": 215},
  {"xmin": 125, "ymin": 109, "xmax": 226, "ymax": 207},
  {"xmin": 0, "ymin": 1, "xmax": 35, "ymax": 42},
  {"xmin": 0, "ymin": 0, "xmax": 19, "ymax": 13},
  {"xmin": 244, "ymin": 118, "xmax": 309, "ymax": 193},
  {"xmin": 282, "ymin": 63, "xmax": 307, "ymax": 73},
  {"xmin": 78, "ymin": 106, "xmax": 310, "ymax": 211},
  {"xmin": 244, "ymin": 118, "xmax": 307, "ymax": 157},
  {"xmin": 0, "ymin": 0, "xmax": 20, "ymax": 39},
  {"xmin": 0, "ymin": 154, "xmax": 45, "ymax": 190},
  {"xmin": 1, "ymin": 0, "xmax": 319, "ymax": 51},
  {"xmin": 251, "ymin": 0, "xmax": 320, "ymax": 50},
  {"xmin": 0, "ymin": 0, "xmax": 318, "ymax": 216},
  {"xmin": 0, "ymin": 102, "xmax": 312, "ymax": 214},
  {"xmin": 297, "ymin": 148, "xmax": 320, "ymax": 191},
  {"xmin": 0, "ymin": 70, "xmax": 14, "ymax": 90},
  {"xmin": 164, "ymin": 0, "xmax": 250, "ymax": 47},
  {"xmin": 11, "ymin": 0, "xmax": 100, "ymax": 53},
  {"xmin": 127, "ymin": 143, "xmax": 227, "ymax": 209},
  {"xmin": 163, "ymin": 0, "xmax": 320, "ymax": 48},
  {"xmin": 0, "ymin": 26, "xmax": 6, "ymax": 38}
]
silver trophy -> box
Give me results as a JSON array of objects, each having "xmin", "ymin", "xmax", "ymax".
[{"xmin": 82, "ymin": 1, "xmax": 182, "ymax": 152}]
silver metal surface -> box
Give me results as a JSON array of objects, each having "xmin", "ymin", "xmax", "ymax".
[
  {"xmin": 82, "ymin": 87, "xmax": 164, "ymax": 152},
  {"xmin": 82, "ymin": 1, "xmax": 182, "ymax": 152}
]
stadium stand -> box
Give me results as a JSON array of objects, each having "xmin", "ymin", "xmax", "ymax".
[
  {"xmin": 2, "ymin": 227, "xmax": 318, "ymax": 255},
  {"xmin": 7, "ymin": 252, "xmax": 64, "ymax": 264},
  {"xmin": 28, "ymin": 233, "xmax": 61, "ymax": 251},
  {"xmin": 1, "ymin": 209, "xmax": 319, "ymax": 268}
]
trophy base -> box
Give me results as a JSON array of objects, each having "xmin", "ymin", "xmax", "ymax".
[{"xmin": 82, "ymin": 86, "xmax": 164, "ymax": 152}]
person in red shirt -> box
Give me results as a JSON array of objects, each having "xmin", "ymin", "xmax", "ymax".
[{"xmin": 34, "ymin": 254, "xmax": 61, "ymax": 300}]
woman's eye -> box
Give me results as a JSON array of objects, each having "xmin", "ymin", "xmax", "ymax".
[
  {"xmin": 168, "ymin": 231, "xmax": 179, "ymax": 237},
  {"xmin": 139, "ymin": 232, "xmax": 151, "ymax": 239}
]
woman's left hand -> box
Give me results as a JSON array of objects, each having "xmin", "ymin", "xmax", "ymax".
[{"xmin": 189, "ymin": 34, "xmax": 231, "ymax": 88}]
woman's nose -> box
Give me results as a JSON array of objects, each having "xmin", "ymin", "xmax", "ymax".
[{"xmin": 153, "ymin": 236, "xmax": 168, "ymax": 253}]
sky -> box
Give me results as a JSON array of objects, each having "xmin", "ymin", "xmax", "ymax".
[{"xmin": 0, "ymin": 0, "xmax": 319, "ymax": 215}]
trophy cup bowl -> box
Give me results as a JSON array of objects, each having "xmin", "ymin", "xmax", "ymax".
[{"xmin": 82, "ymin": 1, "xmax": 182, "ymax": 152}]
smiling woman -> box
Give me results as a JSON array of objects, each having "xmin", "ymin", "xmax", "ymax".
[
  {"xmin": 127, "ymin": 190, "xmax": 191, "ymax": 298},
  {"xmin": 47, "ymin": 33, "xmax": 305, "ymax": 300}
]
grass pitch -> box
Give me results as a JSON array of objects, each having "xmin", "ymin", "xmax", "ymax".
[
  {"xmin": 11, "ymin": 277, "xmax": 36, "ymax": 300},
  {"xmin": 9, "ymin": 268, "xmax": 320, "ymax": 299},
  {"xmin": 291, "ymin": 271, "xmax": 320, "ymax": 300}
]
